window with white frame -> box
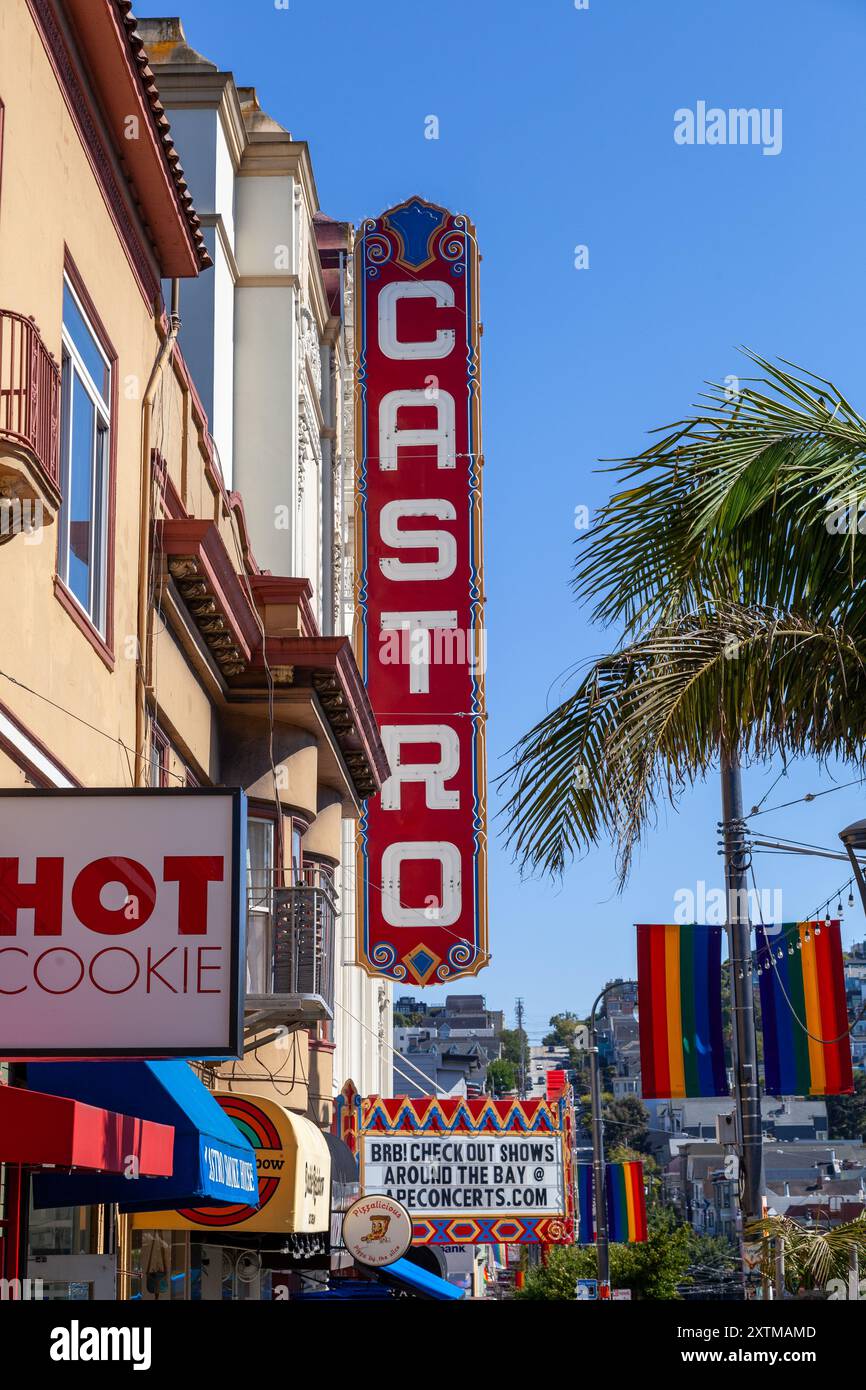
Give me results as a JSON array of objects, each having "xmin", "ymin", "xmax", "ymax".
[
  {"xmin": 58, "ymin": 278, "xmax": 111, "ymax": 632},
  {"xmin": 246, "ymin": 816, "xmax": 275, "ymax": 993}
]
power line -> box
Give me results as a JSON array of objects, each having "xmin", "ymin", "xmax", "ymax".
[
  {"xmin": 0, "ymin": 668, "xmax": 188, "ymax": 785},
  {"xmin": 745, "ymin": 775, "xmax": 866, "ymax": 821},
  {"xmin": 333, "ymin": 996, "xmax": 453, "ymax": 1098}
]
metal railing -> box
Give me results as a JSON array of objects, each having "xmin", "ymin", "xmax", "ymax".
[
  {"xmin": 0, "ymin": 310, "xmax": 61, "ymax": 488},
  {"xmin": 246, "ymin": 865, "xmax": 336, "ymax": 1012}
]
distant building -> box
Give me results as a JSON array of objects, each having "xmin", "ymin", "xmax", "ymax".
[
  {"xmin": 392, "ymin": 995, "xmax": 504, "ymax": 1095},
  {"xmin": 646, "ymin": 1096, "xmax": 829, "ymax": 1153},
  {"xmin": 844, "ymin": 947, "xmax": 866, "ymax": 1068},
  {"xmin": 666, "ymin": 1139, "xmax": 866, "ymax": 1238}
]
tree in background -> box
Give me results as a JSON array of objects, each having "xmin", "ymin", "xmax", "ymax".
[
  {"xmin": 516, "ymin": 1211, "xmax": 735, "ymax": 1301},
  {"xmin": 543, "ymin": 1011, "xmax": 587, "ymax": 1050},
  {"xmin": 543, "ymin": 1011, "xmax": 591, "ymax": 1090},
  {"xmin": 499, "ymin": 1027, "xmax": 528, "ymax": 1091},
  {"xmin": 487, "ymin": 1058, "xmax": 518, "ymax": 1096},
  {"xmin": 827, "ymin": 1071, "xmax": 866, "ymax": 1141},
  {"xmin": 579, "ymin": 1094, "xmax": 652, "ymax": 1154}
]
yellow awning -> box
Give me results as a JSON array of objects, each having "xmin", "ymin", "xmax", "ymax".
[{"xmin": 133, "ymin": 1090, "xmax": 331, "ymax": 1234}]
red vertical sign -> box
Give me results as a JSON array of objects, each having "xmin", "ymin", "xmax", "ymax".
[{"xmin": 354, "ymin": 197, "xmax": 487, "ymax": 986}]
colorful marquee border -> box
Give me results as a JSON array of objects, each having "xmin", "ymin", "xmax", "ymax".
[{"xmin": 345, "ymin": 1092, "xmax": 574, "ymax": 1245}]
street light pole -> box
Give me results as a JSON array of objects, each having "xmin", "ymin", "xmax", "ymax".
[
  {"xmin": 588, "ymin": 981, "xmax": 623, "ymax": 1298},
  {"xmin": 720, "ymin": 755, "xmax": 765, "ymax": 1293}
]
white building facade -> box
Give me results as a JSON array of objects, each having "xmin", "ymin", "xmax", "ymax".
[{"xmin": 141, "ymin": 18, "xmax": 391, "ymax": 1099}]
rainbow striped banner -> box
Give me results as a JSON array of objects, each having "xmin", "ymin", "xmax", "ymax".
[
  {"xmin": 576, "ymin": 1163, "xmax": 648, "ymax": 1245},
  {"xmin": 636, "ymin": 923, "xmax": 728, "ymax": 1099},
  {"xmin": 607, "ymin": 1161, "xmax": 647, "ymax": 1243},
  {"xmin": 576, "ymin": 1164, "xmax": 594, "ymax": 1244},
  {"xmin": 756, "ymin": 921, "xmax": 853, "ymax": 1097}
]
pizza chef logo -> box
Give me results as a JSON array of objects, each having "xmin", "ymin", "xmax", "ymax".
[{"xmin": 342, "ymin": 1196, "xmax": 412, "ymax": 1268}]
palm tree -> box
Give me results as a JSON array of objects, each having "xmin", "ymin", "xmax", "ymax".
[
  {"xmin": 500, "ymin": 350, "xmax": 866, "ymax": 881},
  {"xmin": 746, "ymin": 1213, "xmax": 866, "ymax": 1295}
]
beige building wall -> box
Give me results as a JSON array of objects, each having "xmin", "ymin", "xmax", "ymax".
[{"xmin": 0, "ymin": 0, "xmax": 215, "ymax": 791}]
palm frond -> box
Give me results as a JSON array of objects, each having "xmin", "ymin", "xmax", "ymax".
[
  {"xmin": 746, "ymin": 1213, "xmax": 866, "ymax": 1290},
  {"xmin": 500, "ymin": 604, "xmax": 866, "ymax": 882},
  {"xmin": 503, "ymin": 352, "xmax": 866, "ymax": 879}
]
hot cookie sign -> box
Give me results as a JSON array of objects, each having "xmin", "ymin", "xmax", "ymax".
[
  {"xmin": 354, "ymin": 198, "xmax": 487, "ymax": 985},
  {"xmin": 0, "ymin": 788, "xmax": 244, "ymax": 1057}
]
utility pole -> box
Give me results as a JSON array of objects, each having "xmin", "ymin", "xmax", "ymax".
[
  {"xmin": 515, "ymin": 997, "xmax": 526, "ymax": 1098},
  {"xmin": 720, "ymin": 754, "xmax": 765, "ymax": 1297},
  {"xmin": 588, "ymin": 987, "xmax": 610, "ymax": 1296},
  {"xmin": 587, "ymin": 981, "xmax": 632, "ymax": 1298}
]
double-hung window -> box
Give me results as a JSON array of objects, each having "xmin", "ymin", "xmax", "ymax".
[
  {"xmin": 247, "ymin": 816, "xmax": 275, "ymax": 993},
  {"xmin": 58, "ymin": 278, "xmax": 111, "ymax": 633}
]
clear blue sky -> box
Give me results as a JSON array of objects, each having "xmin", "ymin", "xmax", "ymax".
[{"xmin": 138, "ymin": 0, "xmax": 866, "ymax": 1038}]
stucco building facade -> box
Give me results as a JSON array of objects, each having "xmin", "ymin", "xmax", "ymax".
[
  {"xmin": 137, "ymin": 18, "xmax": 393, "ymax": 1103},
  {"xmin": 0, "ymin": 0, "xmax": 388, "ymax": 1296}
]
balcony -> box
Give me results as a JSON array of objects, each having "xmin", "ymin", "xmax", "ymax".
[
  {"xmin": 244, "ymin": 866, "xmax": 336, "ymax": 1033},
  {"xmin": 0, "ymin": 310, "xmax": 61, "ymax": 541}
]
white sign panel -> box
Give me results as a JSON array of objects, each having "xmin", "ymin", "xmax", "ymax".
[
  {"xmin": 342, "ymin": 1195, "xmax": 413, "ymax": 1267},
  {"xmin": 362, "ymin": 1135, "xmax": 565, "ymax": 1216},
  {"xmin": 0, "ymin": 789, "xmax": 245, "ymax": 1057}
]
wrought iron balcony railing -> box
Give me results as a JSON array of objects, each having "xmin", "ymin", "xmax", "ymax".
[
  {"xmin": 0, "ymin": 310, "xmax": 61, "ymax": 530},
  {"xmin": 245, "ymin": 866, "xmax": 336, "ymax": 1029}
]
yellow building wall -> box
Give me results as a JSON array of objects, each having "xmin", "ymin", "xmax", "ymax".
[{"xmin": 0, "ymin": 0, "xmax": 215, "ymax": 787}]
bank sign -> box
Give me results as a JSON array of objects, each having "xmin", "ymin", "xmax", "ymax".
[
  {"xmin": 0, "ymin": 789, "xmax": 244, "ymax": 1057},
  {"xmin": 354, "ymin": 196, "xmax": 487, "ymax": 987},
  {"xmin": 338, "ymin": 1093, "xmax": 575, "ymax": 1246}
]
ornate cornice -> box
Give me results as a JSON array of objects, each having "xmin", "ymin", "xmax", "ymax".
[{"xmin": 27, "ymin": 0, "xmax": 161, "ymax": 305}]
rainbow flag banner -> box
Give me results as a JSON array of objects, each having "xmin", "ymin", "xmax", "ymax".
[
  {"xmin": 576, "ymin": 1163, "xmax": 647, "ymax": 1245},
  {"xmin": 636, "ymin": 924, "xmax": 728, "ymax": 1099},
  {"xmin": 577, "ymin": 1164, "xmax": 594, "ymax": 1244},
  {"xmin": 606, "ymin": 1161, "xmax": 648, "ymax": 1244},
  {"xmin": 756, "ymin": 921, "xmax": 853, "ymax": 1097}
]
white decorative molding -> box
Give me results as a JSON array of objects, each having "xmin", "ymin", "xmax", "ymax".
[{"xmin": 301, "ymin": 307, "xmax": 322, "ymax": 396}]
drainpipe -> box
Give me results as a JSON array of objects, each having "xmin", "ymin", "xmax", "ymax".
[
  {"xmin": 134, "ymin": 281, "xmax": 181, "ymax": 786},
  {"xmin": 121, "ymin": 281, "xmax": 181, "ymax": 1300}
]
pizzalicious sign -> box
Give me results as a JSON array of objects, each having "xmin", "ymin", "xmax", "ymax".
[
  {"xmin": 336, "ymin": 1093, "xmax": 574, "ymax": 1246},
  {"xmin": 354, "ymin": 196, "xmax": 487, "ymax": 987}
]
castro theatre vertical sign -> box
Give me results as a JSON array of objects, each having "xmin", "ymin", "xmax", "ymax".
[{"xmin": 355, "ymin": 197, "xmax": 487, "ymax": 987}]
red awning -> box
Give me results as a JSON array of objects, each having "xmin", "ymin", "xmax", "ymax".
[{"xmin": 0, "ymin": 1085, "xmax": 174, "ymax": 1175}]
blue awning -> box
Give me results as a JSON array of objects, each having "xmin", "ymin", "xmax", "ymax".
[
  {"xmin": 28, "ymin": 1061, "xmax": 258, "ymax": 1212},
  {"xmin": 377, "ymin": 1257, "xmax": 465, "ymax": 1301}
]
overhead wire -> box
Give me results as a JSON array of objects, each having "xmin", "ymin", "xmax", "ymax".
[
  {"xmin": 745, "ymin": 775, "xmax": 866, "ymax": 820},
  {"xmin": 748, "ymin": 861, "xmax": 866, "ymax": 1047}
]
